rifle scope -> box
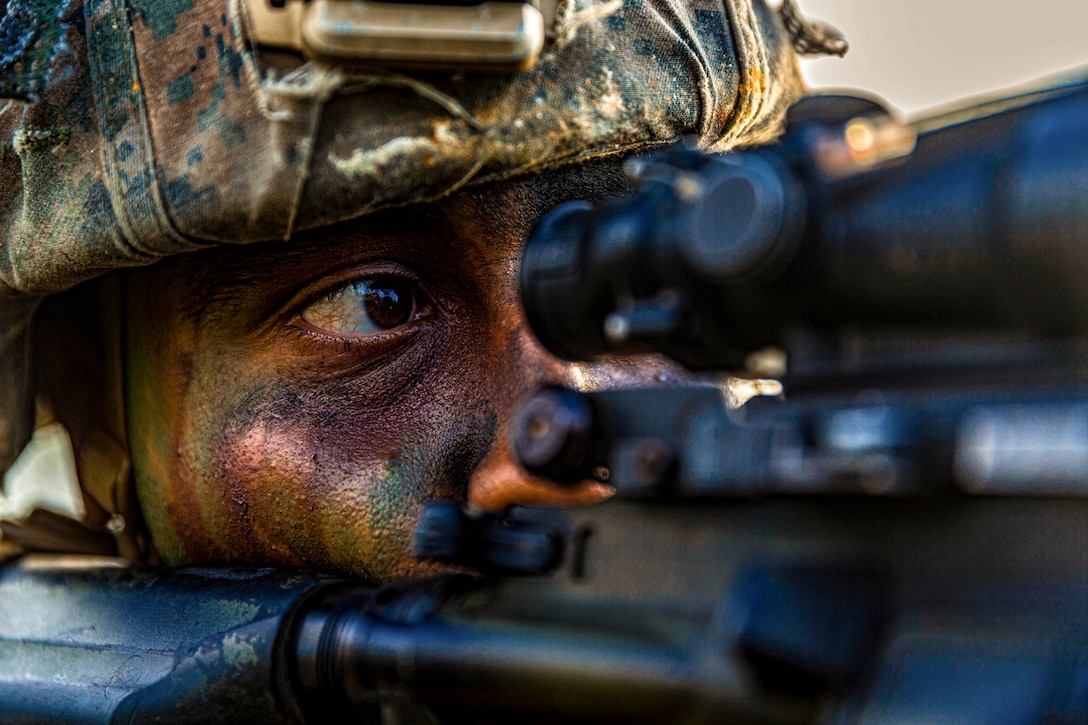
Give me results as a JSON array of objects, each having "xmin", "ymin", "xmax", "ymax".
[{"xmin": 519, "ymin": 83, "xmax": 1088, "ymax": 371}]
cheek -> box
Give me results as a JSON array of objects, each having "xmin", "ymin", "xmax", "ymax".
[
  {"xmin": 204, "ymin": 421, "xmax": 405, "ymax": 578},
  {"xmin": 180, "ymin": 379, "xmax": 496, "ymax": 581},
  {"xmin": 130, "ymin": 263, "xmax": 524, "ymax": 580}
]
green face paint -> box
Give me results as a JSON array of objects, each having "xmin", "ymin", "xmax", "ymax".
[{"xmin": 123, "ymin": 166, "xmax": 642, "ymax": 580}]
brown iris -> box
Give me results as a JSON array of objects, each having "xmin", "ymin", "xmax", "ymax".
[{"xmin": 364, "ymin": 280, "xmax": 413, "ymax": 330}]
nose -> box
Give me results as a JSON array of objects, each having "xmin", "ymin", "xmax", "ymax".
[
  {"xmin": 466, "ymin": 322, "xmax": 681, "ymax": 512},
  {"xmin": 464, "ymin": 305, "xmax": 603, "ymax": 511},
  {"xmin": 467, "ymin": 425, "xmax": 613, "ymax": 511}
]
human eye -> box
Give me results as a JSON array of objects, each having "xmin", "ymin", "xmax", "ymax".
[{"xmin": 299, "ymin": 277, "xmax": 425, "ymax": 336}]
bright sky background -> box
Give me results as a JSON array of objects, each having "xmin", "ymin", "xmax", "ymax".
[{"xmin": 797, "ymin": 0, "xmax": 1088, "ymax": 117}]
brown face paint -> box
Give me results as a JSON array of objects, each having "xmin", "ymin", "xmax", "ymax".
[{"xmin": 125, "ymin": 160, "xmax": 636, "ymax": 581}]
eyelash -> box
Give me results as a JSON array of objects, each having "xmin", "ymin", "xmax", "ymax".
[{"xmin": 282, "ymin": 324, "xmax": 418, "ymax": 362}]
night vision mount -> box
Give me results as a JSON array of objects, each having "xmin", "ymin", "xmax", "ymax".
[{"xmin": 242, "ymin": 0, "xmax": 558, "ymax": 71}]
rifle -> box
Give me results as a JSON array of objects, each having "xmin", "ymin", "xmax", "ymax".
[{"xmin": 3, "ymin": 77, "xmax": 1088, "ymax": 723}]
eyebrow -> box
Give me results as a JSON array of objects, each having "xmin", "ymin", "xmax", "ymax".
[
  {"xmin": 169, "ymin": 163, "xmax": 631, "ymax": 321},
  {"xmin": 178, "ymin": 210, "xmax": 444, "ymax": 312}
]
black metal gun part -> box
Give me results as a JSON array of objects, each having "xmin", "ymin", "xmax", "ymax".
[{"xmin": 519, "ymin": 81, "xmax": 1088, "ymax": 380}]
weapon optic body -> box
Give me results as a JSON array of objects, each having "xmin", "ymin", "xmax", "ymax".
[{"xmin": 519, "ymin": 80, "xmax": 1088, "ymax": 376}]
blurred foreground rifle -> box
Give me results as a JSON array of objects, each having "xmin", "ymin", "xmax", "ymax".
[{"xmin": 4, "ymin": 77, "xmax": 1088, "ymax": 723}]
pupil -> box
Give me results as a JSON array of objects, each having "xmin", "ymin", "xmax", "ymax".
[{"xmin": 363, "ymin": 281, "xmax": 413, "ymax": 329}]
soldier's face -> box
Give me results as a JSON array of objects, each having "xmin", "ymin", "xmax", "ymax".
[{"xmin": 124, "ymin": 167, "xmax": 653, "ymax": 581}]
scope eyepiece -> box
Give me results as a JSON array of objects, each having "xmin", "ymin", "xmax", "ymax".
[{"xmin": 519, "ymin": 146, "xmax": 805, "ymax": 369}]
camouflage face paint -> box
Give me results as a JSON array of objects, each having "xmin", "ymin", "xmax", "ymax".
[{"xmin": 124, "ymin": 164, "xmax": 629, "ymax": 581}]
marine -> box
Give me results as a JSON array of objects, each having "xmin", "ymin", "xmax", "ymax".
[{"xmin": 0, "ymin": 0, "xmax": 829, "ymax": 581}]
